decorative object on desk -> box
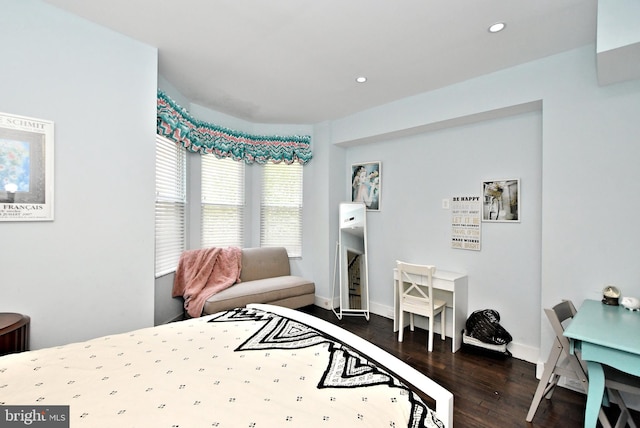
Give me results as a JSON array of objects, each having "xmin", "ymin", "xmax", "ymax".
[
  {"xmin": 351, "ymin": 161, "xmax": 381, "ymax": 211},
  {"xmin": 602, "ymin": 285, "xmax": 620, "ymax": 305},
  {"xmin": 620, "ymin": 296, "xmax": 640, "ymax": 311},
  {"xmin": 0, "ymin": 112, "xmax": 55, "ymax": 221},
  {"xmin": 481, "ymin": 179, "xmax": 520, "ymax": 222}
]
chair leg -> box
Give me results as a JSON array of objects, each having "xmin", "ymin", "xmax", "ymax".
[
  {"xmin": 544, "ymin": 374, "xmax": 561, "ymax": 399},
  {"xmin": 599, "ymin": 409, "xmax": 614, "ymax": 428},
  {"xmin": 398, "ymin": 310, "xmax": 404, "ymax": 342},
  {"xmin": 608, "ymin": 388, "xmax": 636, "ymax": 428},
  {"xmin": 427, "ymin": 316, "xmax": 434, "ymax": 352},
  {"xmin": 441, "ymin": 307, "xmax": 446, "ymax": 341},
  {"xmin": 526, "ymin": 339, "xmax": 564, "ymax": 422}
]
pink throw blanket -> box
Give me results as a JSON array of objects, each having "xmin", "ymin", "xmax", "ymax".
[{"xmin": 172, "ymin": 247, "xmax": 242, "ymax": 318}]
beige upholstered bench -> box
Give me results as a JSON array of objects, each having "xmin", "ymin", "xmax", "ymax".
[{"xmin": 201, "ymin": 247, "xmax": 315, "ymax": 316}]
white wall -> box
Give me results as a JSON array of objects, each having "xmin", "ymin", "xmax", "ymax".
[
  {"xmin": 344, "ymin": 110, "xmax": 541, "ymax": 357},
  {"xmin": 312, "ymin": 45, "xmax": 640, "ymax": 363},
  {"xmin": 0, "ymin": 0, "xmax": 158, "ymax": 349}
]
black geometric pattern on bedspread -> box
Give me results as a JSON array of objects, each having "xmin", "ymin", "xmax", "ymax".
[
  {"xmin": 209, "ymin": 307, "xmax": 444, "ymax": 428},
  {"xmin": 320, "ymin": 345, "xmax": 402, "ymax": 389}
]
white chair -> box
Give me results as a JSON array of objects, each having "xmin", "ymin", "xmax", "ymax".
[
  {"xmin": 396, "ymin": 261, "xmax": 446, "ymax": 352},
  {"xmin": 526, "ymin": 300, "xmax": 640, "ymax": 427}
]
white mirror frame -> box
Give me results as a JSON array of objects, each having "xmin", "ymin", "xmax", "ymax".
[{"xmin": 332, "ymin": 202, "xmax": 370, "ymax": 320}]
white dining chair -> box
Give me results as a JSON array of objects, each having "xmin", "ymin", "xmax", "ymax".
[{"xmin": 396, "ymin": 261, "xmax": 446, "ymax": 352}]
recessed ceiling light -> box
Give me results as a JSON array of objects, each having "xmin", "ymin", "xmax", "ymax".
[
  {"xmin": 355, "ymin": 76, "xmax": 367, "ymax": 83},
  {"xmin": 488, "ymin": 22, "xmax": 506, "ymax": 33}
]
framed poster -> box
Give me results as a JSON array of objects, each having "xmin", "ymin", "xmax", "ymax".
[
  {"xmin": 0, "ymin": 112, "xmax": 54, "ymax": 221},
  {"xmin": 351, "ymin": 161, "xmax": 381, "ymax": 211},
  {"xmin": 482, "ymin": 179, "xmax": 519, "ymax": 222},
  {"xmin": 451, "ymin": 195, "xmax": 482, "ymax": 250}
]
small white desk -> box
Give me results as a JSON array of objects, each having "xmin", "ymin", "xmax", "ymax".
[{"xmin": 393, "ymin": 268, "xmax": 468, "ymax": 352}]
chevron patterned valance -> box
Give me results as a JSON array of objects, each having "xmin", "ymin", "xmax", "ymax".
[{"xmin": 156, "ymin": 90, "xmax": 312, "ymax": 165}]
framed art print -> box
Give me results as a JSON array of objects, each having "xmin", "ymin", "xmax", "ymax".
[
  {"xmin": 482, "ymin": 179, "xmax": 519, "ymax": 222},
  {"xmin": 351, "ymin": 161, "xmax": 381, "ymax": 211},
  {"xmin": 0, "ymin": 112, "xmax": 54, "ymax": 221}
]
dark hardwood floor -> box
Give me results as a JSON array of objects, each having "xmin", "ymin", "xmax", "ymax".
[{"xmin": 300, "ymin": 305, "xmax": 635, "ymax": 428}]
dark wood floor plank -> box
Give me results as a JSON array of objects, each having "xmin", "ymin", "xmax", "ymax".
[{"xmin": 300, "ymin": 305, "xmax": 637, "ymax": 427}]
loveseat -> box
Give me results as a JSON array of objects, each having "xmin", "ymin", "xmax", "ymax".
[{"xmin": 201, "ymin": 247, "xmax": 315, "ymax": 316}]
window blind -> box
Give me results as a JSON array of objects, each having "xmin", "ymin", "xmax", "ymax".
[
  {"xmin": 201, "ymin": 155, "xmax": 245, "ymax": 248},
  {"xmin": 155, "ymin": 135, "xmax": 186, "ymax": 277},
  {"xmin": 260, "ymin": 163, "xmax": 303, "ymax": 257}
]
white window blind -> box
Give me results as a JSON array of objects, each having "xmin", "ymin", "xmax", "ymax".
[
  {"xmin": 260, "ymin": 162, "xmax": 303, "ymax": 257},
  {"xmin": 201, "ymin": 155, "xmax": 245, "ymax": 248},
  {"xmin": 155, "ymin": 135, "xmax": 186, "ymax": 277}
]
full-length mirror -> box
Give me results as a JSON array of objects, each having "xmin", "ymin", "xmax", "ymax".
[{"xmin": 332, "ymin": 202, "xmax": 369, "ymax": 320}]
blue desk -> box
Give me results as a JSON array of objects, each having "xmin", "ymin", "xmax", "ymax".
[{"xmin": 563, "ymin": 299, "xmax": 640, "ymax": 428}]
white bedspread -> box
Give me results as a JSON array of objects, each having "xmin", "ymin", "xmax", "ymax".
[{"xmin": 0, "ymin": 307, "xmax": 443, "ymax": 427}]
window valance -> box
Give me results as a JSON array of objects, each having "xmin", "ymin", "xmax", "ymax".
[{"xmin": 157, "ymin": 90, "xmax": 312, "ymax": 165}]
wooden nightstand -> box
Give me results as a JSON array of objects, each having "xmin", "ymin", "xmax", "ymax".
[{"xmin": 0, "ymin": 313, "xmax": 30, "ymax": 356}]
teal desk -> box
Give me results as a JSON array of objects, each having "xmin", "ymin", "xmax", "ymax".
[{"xmin": 563, "ymin": 299, "xmax": 640, "ymax": 428}]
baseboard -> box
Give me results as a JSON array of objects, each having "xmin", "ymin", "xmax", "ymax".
[
  {"xmin": 369, "ymin": 301, "xmax": 395, "ymax": 319},
  {"xmin": 314, "ymin": 295, "xmax": 336, "ymax": 310},
  {"xmin": 508, "ymin": 342, "xmax": 539, "ymax": 364}
]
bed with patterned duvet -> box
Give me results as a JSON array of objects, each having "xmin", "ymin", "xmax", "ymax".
[{"xmin": 0, "ymin": 304, "xmax": 453, "ymax": 427}]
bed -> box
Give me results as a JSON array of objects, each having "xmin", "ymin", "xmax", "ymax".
[{"xmin": 0, "ymin": 304, "xmax": 453, "ymax": 427}]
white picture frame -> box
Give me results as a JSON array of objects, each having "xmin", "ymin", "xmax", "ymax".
[
  {"xmin": 482, "ymin": 179, "xmax": 520, "ymax": 222},
  {"xmin": 351, "ymin": 161, "xmax": 381, "ymax": 211},
  {"xmin": 0, "ymin": 112, "xmax": 54, "ymax": 221}
]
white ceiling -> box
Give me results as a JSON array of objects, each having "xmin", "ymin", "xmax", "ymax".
[{"xmin": 44, "ymin": 0, "xmax": 598, "ymax": 124}]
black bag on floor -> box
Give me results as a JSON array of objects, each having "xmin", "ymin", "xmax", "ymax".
[{"xmin": 465, "ymin": 309, "xmax": 512, "ymax": 345}]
